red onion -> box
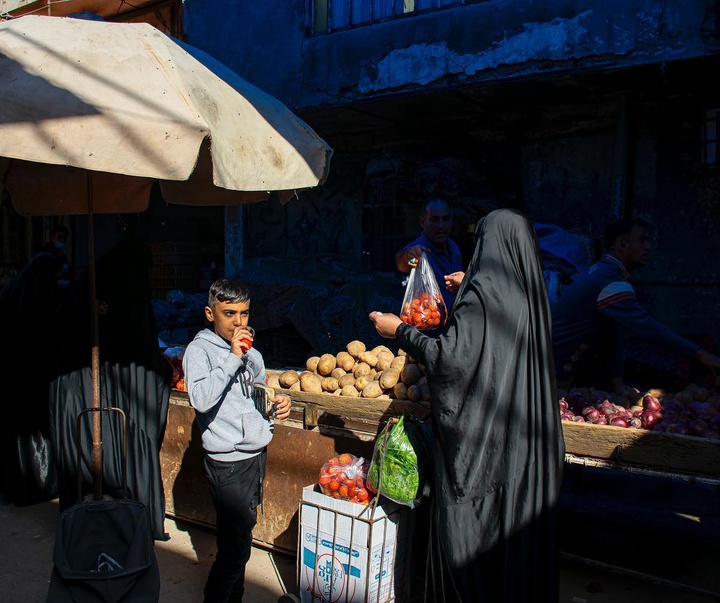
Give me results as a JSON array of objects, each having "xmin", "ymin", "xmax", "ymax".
[
  {"xmin": 641, "ymin": 411, "xmax": 657, "ymax": 429},
  {"xmin": 643, "ymin": 395, "xmax": 661, "ymax": 412},
  {"xmin": 629, "ymin": 417, "xmax": 642, "ymax": 429},
  {"xmin": 610, "ymin": 417, "xmax": 629, "ymax": 428}
]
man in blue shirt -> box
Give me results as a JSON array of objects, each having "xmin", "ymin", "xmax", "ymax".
[
  {"xmin": 395, "ymin": 196, "xmax": 464, "ymax": 316},
  {"xmin": 552, "ymin": 218, "xmax": 720, "ymax": 392}
]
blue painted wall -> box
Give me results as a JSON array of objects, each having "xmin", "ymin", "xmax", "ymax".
[{"xmin": 183, "ymin": 0, "xmax": 717, "ymax": 110}]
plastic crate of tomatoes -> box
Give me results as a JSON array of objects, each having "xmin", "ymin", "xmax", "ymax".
[{"xmin": 317, "ymin": 453, "xmax": 374, "ymax": 505}]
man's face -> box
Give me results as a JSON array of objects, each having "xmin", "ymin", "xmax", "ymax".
[
  {"xmin": 420, "ymin": 201, "xmax": 453, "ymax": 247},
  {"xmin": 619, "ymin": 225, "xmax": 651, "ymax": 270},
  {"xmin": 204, "ymin": 300, "xmax": 250, "ymax": 341}
]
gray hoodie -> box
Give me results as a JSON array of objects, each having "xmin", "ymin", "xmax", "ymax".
[{"xmin": 182, "ymin": 328, "xmax": 272, "ymax": 461}]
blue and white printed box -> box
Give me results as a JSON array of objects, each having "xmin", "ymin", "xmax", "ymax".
[{"xmin": 298, "ymin": 485, "xmax": 412, "ymax": 603}]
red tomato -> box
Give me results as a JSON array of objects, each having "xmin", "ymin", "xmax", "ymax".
[
  {"xmin": 319, "ymin": 475, "xmax": 331, "ymax": 485},
  {"xmin": 356, "ymin": 488, "xmax": 368, "ymax": 501},
  {"xmin": 338, "ymin": 453, "xmax": 353, "ymax": 465},
  {"xmin": 338, "ymin": 485, "xmax": 349, "ymax": 498},
  {"xmin": 328, "ymin": 480, "xmax": 340, "ymax": 491}
]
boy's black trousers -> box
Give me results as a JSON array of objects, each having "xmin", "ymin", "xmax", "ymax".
[{"xmin": 202, "ymin": 449, "xmax": 266, "ymax": 603}]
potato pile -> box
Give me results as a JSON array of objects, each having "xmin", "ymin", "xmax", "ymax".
[{"xmin": 269, "ymin": 340, "xmax": 430, "ymax": 401}]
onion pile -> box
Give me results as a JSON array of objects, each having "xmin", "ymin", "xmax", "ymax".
[{"xmin": 558, "ymin": 384, "xmax": 720, "ymax": 440}]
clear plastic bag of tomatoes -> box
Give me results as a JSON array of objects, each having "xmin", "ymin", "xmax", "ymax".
[
  {"xmin": 399, "ymin": 252, "xmax": 448, "ymax": 330},
  {"xmin": 317, "ymin": 453, "xmax": 374, "ymax": 505}
]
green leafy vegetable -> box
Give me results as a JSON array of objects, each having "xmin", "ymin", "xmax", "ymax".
[{"xmin": 367, "ymin": 415, "xmax": 432, "ymax": 508}]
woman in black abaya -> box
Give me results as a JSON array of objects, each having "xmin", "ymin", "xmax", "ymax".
[
  {"xmin": 370, "ymin": 209, "xmax": 564, "ymax": 602},
  {"xmin": 50, "ymin": 239, "xmax": 172, "ymax": 540}
]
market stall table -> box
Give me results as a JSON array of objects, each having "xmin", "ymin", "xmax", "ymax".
[{"xmin": 159, "ymin": 373, "xmax": 720, "ymax": 596}]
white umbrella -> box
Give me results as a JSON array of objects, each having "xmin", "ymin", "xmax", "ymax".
[{"xmin": 0, "ymin": 15, "xmax": 332, "ymax": 496}]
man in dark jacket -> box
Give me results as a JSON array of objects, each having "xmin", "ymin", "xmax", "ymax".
[{"xmin": 552, "ymin": 218, "xmax": 720, "ymax": 391}]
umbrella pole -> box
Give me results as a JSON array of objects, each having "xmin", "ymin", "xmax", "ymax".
[{"xmin": 87, "ymin": 174, "xmax": 103, "ymax": 501}]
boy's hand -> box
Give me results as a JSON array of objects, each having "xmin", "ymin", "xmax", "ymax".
[
  {"xmin": 272, "ymin": 395, "xmax": 291, "ymax": 421},
  {"xmin": 230, "ymin": 326, "xmax": 253, "ymax": 358}
]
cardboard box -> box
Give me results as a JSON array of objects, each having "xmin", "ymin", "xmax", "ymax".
[{"xmin": 298, "ymin": 485, "xmax": 412, "ymax": 603}]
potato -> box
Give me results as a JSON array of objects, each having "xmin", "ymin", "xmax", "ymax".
[
  {"xmin": 371, "ymin": 345, "xmax": 393, "ymax": 357},
  {"xmin": 675, "ymin": 390, "xmax": 693, "ymax": 404},
  {"xmin": 377, "ymin": 394, "xmax": 391, "ymax": 400},
  {"xmin": 362, "ymin": 381, "xmax": 383, "ymax": 398},
  {"xmin": 335, "ymin": 351, "xmax": 355, "ymax": 372},
  {"xmin": 266, "ymin": 373, "xmax": 281, "ymax": 390},
  {"xmin": 299, "ymin": 372, "xmax": 322, "ymax": 394},
  {"xmin": 278, "ymin": 370, "xmax": 299, "ymax": 388},
  {"xmin": 379, "ymin": 369, "xmax": 400, "ymax": 390},
  {"xmin": 341, "ymin": 384, "xmax": 360, "ymax": 397},
  {"xmin": 393, "ymin": 382, "xmax": 408, "ymax": 399},
  {"xmin": 694, "ymin": 387, "xmax": 709, "ymax": 402},
  {"xmin": 406, "ymin": 384, "xmax": 421, "ymax": 402},
  {"xmin": 317, "ymin": 353, "xmax": 337, "ymax": 376},
  {"xmin": 290, "ymin": 381, "xmax": 301, "ymax": 391},
  {"xmin": 647, "ymin": 387, "xmax": 666, "ymax": 400},
  {"xmin": 353, "ymin": 362, "xmax": 371, "ymax": 379},
  {"xmin": 332, "ymin": 389, "xmax": 342, "ymax": 396},
  {"xmin": 397, "ymin": 348, "xmax": 407, "ymax": 356},
  {"xmin": 400, "ymin": 363, "xmax": 422, "ymax": 386},
  {"xmin": 375, "ymin": 351, "xmax": 394, "ymax": 371},
  {"xmin": 355, "ymin": 375, "xmax": 372, "ymax": 391},
  {"xmin": 338, "ymin": 373, "xmax": 356, "ymax": 388},
  {"xmin": 306, "ymin": 356, "xmax": 320, "ymax": 372},
  {"xmin": 321, "ymin": 377, "xmax": 339, "ymax": 392},
  {"xmin": 358, "ymin": 351, "xmax": 378, "ymax": 367},
  {"xmin": 390, "ymin": 356, "xmax": 408, "ymax": 371},
  {"xmin": 331, "ymin": 367, "xmax": 347, "ymax": 380},
  {"xmin": 347, "ymin": 340, "xmax": 366, "ymax": 358}
]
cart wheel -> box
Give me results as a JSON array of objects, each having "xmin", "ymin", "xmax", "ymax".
[{"xmin": 277, "ymin": 595, "xmax": 300, "ymax": 603}]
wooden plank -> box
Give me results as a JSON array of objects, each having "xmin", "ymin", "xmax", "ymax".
[
  {"xmin": 562, "ymin": 421, "xmax": 720, "ymax": 476},
  {"xmin": 172, "ymin": 384, "xmax": 720, "ymax": 477}
]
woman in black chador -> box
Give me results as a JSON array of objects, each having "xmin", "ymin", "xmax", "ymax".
[
  {"xmin": 371, "ymin": 209, "xmax": 564, "ymax": 602},
  {"xmin": 50, "ymin": 239, "xmax": 172, "ymax": 540}
]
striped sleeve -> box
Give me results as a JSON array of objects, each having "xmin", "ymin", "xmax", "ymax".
[{"xmin": 597, "ymin": 281, "xmax": 635, "ymax": 309}]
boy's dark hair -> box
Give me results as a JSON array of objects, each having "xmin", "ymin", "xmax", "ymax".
[
  {"xmin": 208, "ymin": 278, "xmax": 250, "ymax": 308},
  {"xmin": 603, "ymin": 218, "xmax": 647, "ymax": 251}
]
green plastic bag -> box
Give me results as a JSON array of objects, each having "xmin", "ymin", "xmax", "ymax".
[{"xmin": 367, "ymin": 414, "xmax": 433, "ymax": 508}]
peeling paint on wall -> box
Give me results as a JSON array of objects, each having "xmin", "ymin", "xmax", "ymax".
[{"xmin": 358, "ymin": 12, "xmax": 638, "ymax": 93}]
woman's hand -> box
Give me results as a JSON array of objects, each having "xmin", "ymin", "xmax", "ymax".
[
  {"xmin": 369, "ymin": 311, "xmax": 403, "ymax": 339},
  {"xmin": 445, "ymin": 271, "xmax": 465, "ymax": 292}
]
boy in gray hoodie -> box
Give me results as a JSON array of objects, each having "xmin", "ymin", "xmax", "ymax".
[{"xmin": 183, "ymin": 278, "xmax": 291, "ymax": 603}]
